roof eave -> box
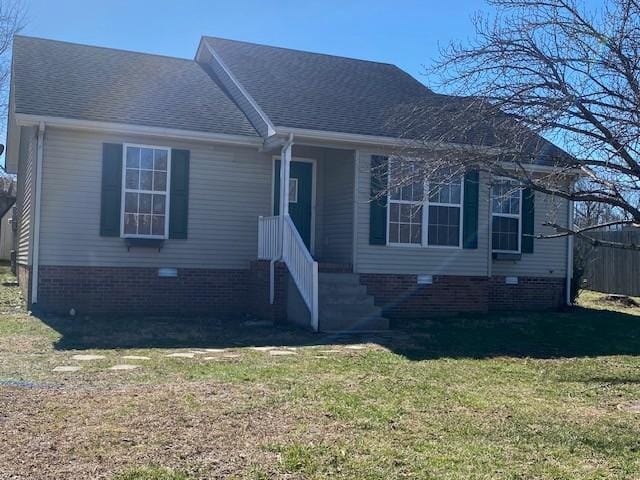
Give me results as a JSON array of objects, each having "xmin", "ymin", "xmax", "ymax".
[{"xmin": 14, "ymin": 113, "xmax": 263, "ymax": 148}]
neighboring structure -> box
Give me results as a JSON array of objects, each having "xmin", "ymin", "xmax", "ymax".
[
  {"xmin": 0, "ymin": 203, "xmax": 15, "ymax": 260},
  {"xmin": 6, "ymin": 35, "xmax": 574, "ymax": 331}
]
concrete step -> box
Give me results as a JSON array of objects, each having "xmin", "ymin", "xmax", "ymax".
[
  {"xmin": 315, "ymin": 272, "xmax": 389, "ymax": 332},
  {"xmin": 319, "ymin": 292, "xmax": 374, "ymax": 306}
]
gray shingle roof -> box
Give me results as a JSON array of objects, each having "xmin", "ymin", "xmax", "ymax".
[
  {"xmin": 12, "ymin": 36, "xmax": 258, "ymax": 137},
  {"xmin": 203, "ymin": 36, "xmax": 434, "ymax": 138}
]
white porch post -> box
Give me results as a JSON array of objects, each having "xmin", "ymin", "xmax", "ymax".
[{"xmin": 279, "ymin": 134, "xmax": 294, "ymax": 253}]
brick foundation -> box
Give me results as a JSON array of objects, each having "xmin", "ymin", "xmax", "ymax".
[
  {"xmin": 360, "ymin": 274, "xmax": 490, "ymax": 319},
  {"xmin": 489, "ymin": 276, "xmax": 565, "ymax": 311},
  {"xmin": 17, "ymin": 263, "xmax": 31, "ymax": 305},
  {"xmin": 360, "ymin": 273, "xmax": 565, "ymax": 319},
  {"xmin": 247, "ymin": 260, "xmax": 288, "ymax": 322},
  {"xmin": 37, "ymin": 265, "xmax": 249, "ymax": 316}
]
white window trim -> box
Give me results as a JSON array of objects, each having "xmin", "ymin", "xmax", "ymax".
[
  {"xmin": 491, "ymin": 177, "xmax": 523, "ymax": 254},
  {"xmin": 120, "ymin": 143, "xmax": 172, "ymax": 240},
  {"xmin": 386, "ymin": 162, "xmax": 464, "ymax": 249}
]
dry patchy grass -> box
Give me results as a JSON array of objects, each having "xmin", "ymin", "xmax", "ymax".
[{"xmin": 2, "ymin": 271, "xmax": 640, "ymax": 479}]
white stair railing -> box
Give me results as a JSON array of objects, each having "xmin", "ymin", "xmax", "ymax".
[
  {"xmin": 257, "ymin": 216, "xmax": 281, "ymax": 260},
  {"xmin": 282, "ymin": 215, "xmax": 318, "ymax": 331},
  {"xmin": 257, "ymin": 214, "xmax": 318, "ymax": 331}
]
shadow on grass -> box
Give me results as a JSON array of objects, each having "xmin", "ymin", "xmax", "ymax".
[{"xmin": 34, "ymin": 305, "xmax": 640, "ymax": 360}]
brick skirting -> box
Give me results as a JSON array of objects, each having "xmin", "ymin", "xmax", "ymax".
[
  {"xmin": 37, "ymin": 265, "xmax": 249, "ymax": 316},
  {"xmin": 247, "ymin": 260, "xmax": 288, "ymax": 322},
  {"xmin": 359, "ymin": 274, "xmax": 490, "ymax": 319},
  {"xmin": 359, "ymin": 273, "xmax": 565, "ymax": 319},
  {"xmin": 489, "ymin": 276, "xmax": 565, "ymax": 311}
]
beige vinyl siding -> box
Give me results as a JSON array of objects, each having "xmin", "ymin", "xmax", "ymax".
[
  {"xmin": 16, "ymin": 126, "xmax": 37, "ymax": 265},
  {"xmin": 492, "ymin": 192, "xmax": 568, "ymax": 277},
  {"xmin": 354, "ymin": 151, "xmax": 569, "ymax": 278},
  {"xmin": 354, "ymin": 151, "xmax": 491, "ymax": 276},
  {"xmin": 320, "ymin": 150, "xmax": 354, "ymax": 264},
  {"xmin": 39, "ymin": 127, "xmax": 272, "ymax": 269}
]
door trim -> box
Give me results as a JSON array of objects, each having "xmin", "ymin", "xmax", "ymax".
[{"xmin": 271, "ymin": 155, "xmax": 317, "ymax": 255}]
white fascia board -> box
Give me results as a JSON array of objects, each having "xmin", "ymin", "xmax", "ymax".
[
  {"xmin": 14, "ymin": 114, "xmax": 263, "ymax": 147},
  {"xmin": 275, "ymin": 126, "xmax": 576, "ymax": 175},
  {"xmin": 200, "ymin": 39, "xmax": 276, "ymax": 137}
]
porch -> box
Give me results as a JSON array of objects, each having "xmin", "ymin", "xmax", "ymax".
[{"xmin": 256, "ymin": 141, "xmax": 387, "ymax": 332}]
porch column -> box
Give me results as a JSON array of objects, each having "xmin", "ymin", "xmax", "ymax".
[{"xmin": 279, "ymin": 138, "xmax": 293, "ymax": 217}]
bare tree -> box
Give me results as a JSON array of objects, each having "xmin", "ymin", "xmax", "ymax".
[{"xmin": 391, "ymin": 0, "xmax": 640, "ymax": 250}]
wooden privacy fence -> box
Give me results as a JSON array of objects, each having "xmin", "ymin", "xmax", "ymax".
[{"xmin": 577, "ymin": 229, "xmax": 640, "ymax": 296}]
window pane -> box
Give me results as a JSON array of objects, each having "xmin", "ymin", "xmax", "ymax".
[
  {"xmin": 126, "ymin": 147, "xmax": 140, "ymax": 168},
  {"xmin": 152, "ymin": 195, "xmax": 165, "ymax": 215},
  {"xmin": 139, "ymin": 193, "xmax": 152, "ymax": 214},
  {"xmin": 492, "ymin": 181, "xmax": 521, "ymax": 215},
  {"xmin": 138, "ymin": 214, "xmax": 151, "ymax": 235},
  {"xmin": 152, "ymin": 215, "xmax": 165, "ymax": 236},
  {"xmin": 450, "ymin": 183, "xmax": 461, "ymax": 204},
  {"xmin": 389, "ymin": 223, "xmax": 399, "ymax": 243},
  {"xmin": 124, "ymin": 193, "xmax": 138, "ymax": 213},
  {"xmin": 140, "ymin": 148, "xmax": 154, "ymax": 169},
  {"xmin": 125, "ymin": 169, "xmax": 139, "ymax": 189},
  {"xmin": 492, "ymin": 216, "xmax": 519, "ymax": 251},
  {"xmin": 390, "ymin": 203, "xmax": 399, "ymax": 222},
  {"xmin": 400, "ymin": 204, "xmax": 411, "ymax": 222},
  {"xmin": 428, "ymin": 205, "xmax": 460, "ymax": 246},
  {"xmin": 399, "ymin": 224, "xmax": 410, "ymax": 243},
  {"xmin": 140, "ymin": 170, "xmax": 153, "ymax": 190},
  {"xmin": 154, "ymin": 149, "xmax": 168, "ymax": 171},
  {"xmin": 124, "ymin": 214, "xmax": 137, "ymax": 234},
  {"xmin": 153, "ymin": 171, "xmax": 167, "ymax": 192},
  {"xmin": 410, "ymin": 224, "xmax": 422, "ymax": 243}
]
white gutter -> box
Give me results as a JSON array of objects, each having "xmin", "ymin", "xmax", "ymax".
[
  {"xmin": 566, "ymin": 185, "xmax": 575, "ymax": 306},
  {"xmin": 270, "ymin": 133, "xmax": 294, "ymax": 304},
  {"xmin": 31, "ymin": 121, "xmax": 45, "ymax": 305},
  {"xmin": 14, "ymin": 114, "xmax": 263, "ymax": 148}
]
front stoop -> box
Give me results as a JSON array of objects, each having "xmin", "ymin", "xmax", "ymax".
[{"xmin": 318, "ymin": 272, "xmax": 389, "ymax": 332}]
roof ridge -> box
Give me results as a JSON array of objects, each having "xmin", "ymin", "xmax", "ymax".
[
  {"xmin": 203, "ymin": 35, "xmax": 397, "ymax": 67},
  {"xmin": 14, "ymin": 34, "xmax": 196, "ymax": 63}
]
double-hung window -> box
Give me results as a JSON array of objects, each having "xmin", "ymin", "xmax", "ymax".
[
  {"xmin": 426, "ymin": 171, "xmax": 463, "ymax": 247},
  {"xmin": 122, "ymin": 144, "xmax": 171, "ymax": 239},
  {"xmin": 387, "ymin": 159, "xmax": 463, "ymax": 248},
  {"xmin": 491, "ymin": 178, "xmax": 522, "ymax": 252}
]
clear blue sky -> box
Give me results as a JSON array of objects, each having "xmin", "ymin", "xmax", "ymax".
[{"xmin": 22, "ymin": 0, "xmax": 492, "ymax": 87}]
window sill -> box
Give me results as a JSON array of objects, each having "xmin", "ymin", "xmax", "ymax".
[
  {"xmin": 492, "ymin": 252, "xmax": 522, "ymax": 261},
  {"xmin": 124, "ymin": 238, "xmax": 165, "ymax": 251}
]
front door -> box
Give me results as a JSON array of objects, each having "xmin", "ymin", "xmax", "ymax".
[{"xmin": 273, "ymin": 160, "xmax": 313, "ymax": 251}]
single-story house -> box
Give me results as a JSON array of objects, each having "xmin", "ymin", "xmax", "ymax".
[{"xmin": 6, "ymin": 35, "xmax": 574, "ymax": 331}]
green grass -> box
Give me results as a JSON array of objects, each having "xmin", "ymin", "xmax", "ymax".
[{"xmin": 1, "ymin": 272, "xmax": 640, "ymax": 479}]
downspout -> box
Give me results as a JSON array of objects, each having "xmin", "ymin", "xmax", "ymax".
[
  {"xmin": 487, "ymin": 178, "xmax": 493, "ymax": 279},
  {"xmin": 31, "ymin": 121, "xmax": 45, "ymax": 305},
  {"xmin": 565, "ymin": 184, "xmax": 574, "ymax": 306},
  {"xmin": 270, "ymin": 133, "xmax": 294, "ymax": 304}
]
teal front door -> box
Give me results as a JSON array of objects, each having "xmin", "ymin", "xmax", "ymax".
[{"xmin": 274, "ymin": 160, "xmax": 313, "ymax": 250}]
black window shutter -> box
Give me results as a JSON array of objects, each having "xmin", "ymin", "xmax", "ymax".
[
  {"xmin": 521, "ymin": 187, "xmax": 535, "ymax": 253},
  {"xmin": 462, "ymin": 169, "xmax": 479, "ymax": 249},
  {"xmin": 169, "ymin": 149, "xmax": 190, "ymax": 239},
  {"xmin": 100, "ymin": 143, "xmax": 123, "ymax": 237},
  {"xmin": 369, "ymin": 155, "xmax": 388, "ymax": 245}
]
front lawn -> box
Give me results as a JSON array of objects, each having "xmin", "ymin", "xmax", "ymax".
[{"xmin": 1, "ymin": 272, "xmax": 640, "ymax": 479}]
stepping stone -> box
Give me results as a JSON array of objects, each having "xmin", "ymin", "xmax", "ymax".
[
  {"xmin": 165, "ymin": 352, "xmax": 196, "ymax": 358},
  {"xmin": 204, "ymin": 348, "xmax": 227, "ymax": 353},
  {"xmin": 72, "ymin": 354, "xmax": 105, "ymax": 361},
  {"xmin": 53, "ymin": 366, "xmax": 81, "ymax": 372},
  {"xmin": 269, "ymin": 350, "xmax": 296, "ymax": 356},
  {"xmin": 252, "ymin": 346, "xmax": 276, "ymax": 352},
  {"xmin": 109, "ymin": 364, "xmax": 139, "ymax": 371},
  {"xmin": 122, "ymin": 355, "xmax": 151, "ymax": 361},
  {"xmin": 345, "ymin": 345, "xmax": 366, "ymax": 350}
]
